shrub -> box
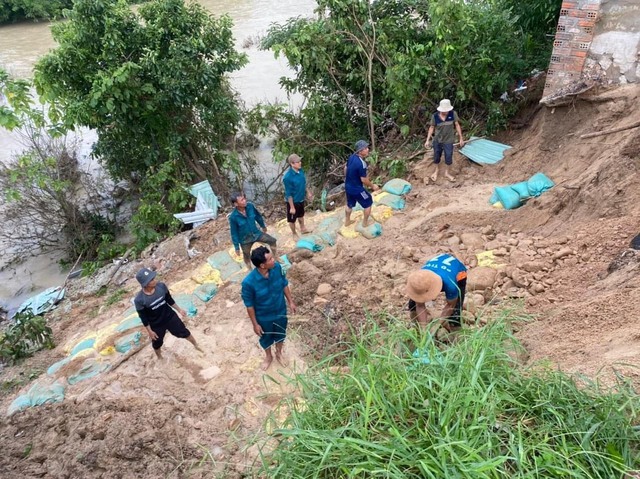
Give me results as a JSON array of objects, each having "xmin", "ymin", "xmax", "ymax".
[{"xmin": 0, "ymin": 312, "xmax": 55, "ymax": 364}]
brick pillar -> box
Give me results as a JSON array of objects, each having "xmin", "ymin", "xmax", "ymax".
[{"xmin": 542, "ymin": 0, "xmax": 600, "ymax": 99}]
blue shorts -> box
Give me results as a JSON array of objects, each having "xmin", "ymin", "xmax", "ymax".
[
  {"xmin": 433, "ymin": 141, "xmax": 454, "ymax": 165},
  {"xmin": 258, "ymin": 316, "xmax": 288, "ymax": 349},
  {"xmin": 346, "ymin": 190, "xmax": 373, "ymax": 209}
]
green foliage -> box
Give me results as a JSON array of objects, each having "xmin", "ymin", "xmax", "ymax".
[
  {"xmin": 0, "ymin": 312, "xmax": 55, "ymax": 364},
  {"xmin": 260, "ymin": 0, "xmax": 561, "ymax": 177},
  {"xmin": 0, "ymin": 369, "xmax": 43, "ymax": 396},
  {"xmin": 34, "ymin": 0, "xmax": 247, "ymax": 247},
  {"xmin": 259, "ymin": 315, "xmax": 640, "ymax": 477},
  {"xmin": 105, "ymin": 288, "xmax": 127, "ymax": 307},
  {"xmin": 0, "ymin": 0, "xmax": 72, "ymax": 23}
]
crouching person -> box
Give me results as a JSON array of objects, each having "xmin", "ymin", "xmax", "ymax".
[{"xmin": 405, "ymin": 253, "xmax": 467, "ymax": 332}]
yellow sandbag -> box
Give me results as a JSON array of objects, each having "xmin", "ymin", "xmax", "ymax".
[
  {"xmin": 371, "ymin": 205, "xmax": 393, "ymax": 222},
  {"xmin": 99, "ymin": 346, "xmax": 116, "ymax": 356},
  {"xmin": 227, "ymin": 247, "xmax": 245, "ymax": 264},
  {"xmin": 476, "ymin": 251, "xmax": 496, "ymax": 268},
  {"xmin": 373, "ymin": 191, "xmax": 389, "ymax": 202},
  {"xmin": 93, "ymin": 323, "xmax": 119, "ymax": 351},
  {"xmin": 63, "ymin": 332, "xmax": 97, "ymax": 355},
  {"xmin": 170, "ymin": 278, "xmax": 200, "ymax": 295},
  {"xmin": 191, "ymin": 263, "xmax": 223, "ymax": 285},
  {"xmin": 339, "ymin": 225, "xmax": 360, "ymax": 238},
  {"xmin": 492, "ymin": 201, "xmax": 504, "ymax": 209}
]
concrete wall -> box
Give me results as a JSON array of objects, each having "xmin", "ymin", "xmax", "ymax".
[{"xmin": 542, "ymin": 0, "xmax": 640, "ymax": 99}]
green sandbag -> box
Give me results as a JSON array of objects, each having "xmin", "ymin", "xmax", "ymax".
[
  {"xmin": 382, "ymin": 178, "xmax": 412, "ymax": 196},
  {"xmin": 376, "ymin": 193, "xmax": 405, "ymax": 210},
  {"xmin": 116, "ymin": 315, "xmax": 142, "ymax": 332},
  {"xmin": 70, "ymin": 337, "xmax": 96, "ymax": 356},
  {"xmin": 194, "ymin": 283, "xmax": 218, "ymax": 302},
  {"xmin": 207, "ymin": 250, "xmax": 243, "ymax": 280},
  {"xmin": 7, "ymin": 381, "xmax": 66, "ymax": 415},
  {"xmin": 296, "ymin": 235, "xmax": 324, "ymax": 252},
  {"xmin": 114, "ymin": 331, "xmax": 142, "ymax": 354},
  {"xmin": 527, "ymin": 172, "xmax": 555, "ymax": 197},
  {"xmin": 494, "ymin": 186, "xmax": 522, "ymax": 210},
  {"xmin": 317, "ymin": 215, "xmax": 343, "ymax": 234},
  {"xmin": 355, "ymin": 221, "xmax": 383, "ymax": 239},
  {"xmin": 173, "ymin": 294, "xmax": 197, "ymax": 316},
  {"xmin": 68, "ymin": 359, "xmax": 111, "ymax": 385}
]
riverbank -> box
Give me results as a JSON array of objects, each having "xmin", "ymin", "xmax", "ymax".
[{"xmin": 0, "ymin": 84, "xmax": 638, "ymax": 477}]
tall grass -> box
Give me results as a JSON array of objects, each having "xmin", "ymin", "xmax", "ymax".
[{"xmin": 259, "ymin": 313, "xmax": 640, "ymax": 478}]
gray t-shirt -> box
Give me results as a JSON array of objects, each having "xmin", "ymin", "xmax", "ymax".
[{"xmin": 134, "ymin": 282, "xmax": 177, "ymax": 327}]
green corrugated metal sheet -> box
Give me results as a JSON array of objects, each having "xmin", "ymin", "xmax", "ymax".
[{"xmin": 460, "ymin": 137, "xmax": 512, "ymax": 165}]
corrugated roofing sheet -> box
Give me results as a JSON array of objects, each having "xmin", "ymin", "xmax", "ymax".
[{"xmin": 460, "ymin": 137, "xmax": 512, "ymax": 165}]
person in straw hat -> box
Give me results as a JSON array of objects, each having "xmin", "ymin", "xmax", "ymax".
[
  {"xmin": 424, "ymin": 99, "xmax": 465, "ymax": 183},
  {"xmin": 406, "ymin": 253, "xmax": 467, "ymax": 332}
]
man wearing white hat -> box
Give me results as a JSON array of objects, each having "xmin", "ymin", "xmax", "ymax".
[
  {"xmin": 424, "ymin": 99, "xmax": 465, "ymax": 183},
  {"xmin": 405, "ymin": 253, "xmax": 467, "ymax": 332}
]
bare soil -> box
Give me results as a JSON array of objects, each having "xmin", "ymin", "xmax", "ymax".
[{"xmin": 0, "ymin": 84, "xmax": 639, "ymax": 478}]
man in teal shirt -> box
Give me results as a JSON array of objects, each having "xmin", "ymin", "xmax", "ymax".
[
  {"xmin": 228, "ymin": 192, "xmax": 278, "ymax": 270},
  {"xmin": 241, "ymin": 246, "xmax": 297, "ymax": 370},
  {"xmin": 283, "ymin": 153, "xmax": 313, "ymax": 236}
]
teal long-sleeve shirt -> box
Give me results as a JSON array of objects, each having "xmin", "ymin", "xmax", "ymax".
[
  {"xmin": 283, "ymin": 167, "xmax": 307, "ymax": 203},
  {"xmin": 228, "ymin": 203, "xmax": 266, "ymax": 250}
]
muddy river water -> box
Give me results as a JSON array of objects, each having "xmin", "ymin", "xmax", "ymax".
[{"xmin": 0, "ymin": 0, "xmax": 315, "ymax": 312}]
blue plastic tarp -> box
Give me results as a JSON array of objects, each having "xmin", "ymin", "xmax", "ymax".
[{"xmin": 15, "ymin": 287, "xmax": 65, "ymax": 316}]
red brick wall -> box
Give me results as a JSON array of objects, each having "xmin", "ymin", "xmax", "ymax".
[{"xmin": 543, "ymin": 0, "xmax": 600, "ymax": 97}]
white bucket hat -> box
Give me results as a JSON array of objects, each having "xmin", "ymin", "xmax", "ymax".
[{"xmin": 437, "ymin": 99, "xmax": 454, "ymax": 112}]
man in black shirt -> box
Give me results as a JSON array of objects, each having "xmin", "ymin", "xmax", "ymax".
[{"xmin": 134, "ymin": 268, "xmax": 202, "ymax": 358}]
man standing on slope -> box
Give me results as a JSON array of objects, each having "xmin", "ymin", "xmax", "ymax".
[
  {"xmin": 405, "ymin": 253, "xmax": 467, "ymax": 332},
  {"xmin": 134, "ymin": 267, "xmax": 203, "ymax": 359},
  {"xmin": 228, "ymin": 192, "xmax": 278, "ymax": 270},
  {"xmin": 344, "ymin": 139, "xmax": 380, "ymax": 227},
  {"xmin": 241, "ymin": 246, "xmax": 297, "ymax": 370},
  {"xmin": 283, "ymin": 153, "xmax": 313, "ymax": 237},
  {"xmin": 425, "ymin": 99, "xmax": 465, "ymax": 183}
]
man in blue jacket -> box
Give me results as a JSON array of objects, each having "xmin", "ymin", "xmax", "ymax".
[
  {"xmin": 241, "ymin": 246, "xmax": 297, "ymax": 370},
  {"xmin": 405, "ymin": 253, "xmax": 467, "ymax": 332},
  {"xmin": 228, "ymin": 192, "xmax": 278, "ymax": 270},
  {"xmin": 344, "ymin": 140, "xmax": 380, "ymax": 227},
  {"xmin": 283, "ymin": 153, "xmax": 313, "ymax": 237}
]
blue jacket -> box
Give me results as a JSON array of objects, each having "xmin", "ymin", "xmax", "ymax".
[
  {"xmin": 283, "ymin": 167, "xmax": 307, "ymax": 203},
  {"xmin": 228, "ymin": 203, "xmax": 266, "ymax": 249},
  {"xmin": 241, "ymin": 262, "xmax": 289, "ymax": 323}
]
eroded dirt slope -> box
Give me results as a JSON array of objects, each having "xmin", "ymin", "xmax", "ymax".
[{"xmin": 0, "ymin": 84, "xmax": 638, "ymax": 478}]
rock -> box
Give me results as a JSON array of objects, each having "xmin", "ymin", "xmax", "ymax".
[
  {"xmin": 460, "ymin": 232, "xmax": 484, "ymax": 252},
  {"xmin": 485, "ymin": 239, "xmax": 501, "ymax": 250},
  {"xmin": 316, "ymin": 283, "xmax": 333, "ymax": 296},
  {"xmin": 552, "ymin": 247, "xmax": 574, "ymax": 260},
  {"xmin": 494, "ymin": 248, "xmax": 509, "ymax": 257},
  {"xmin": 511, "ymin": 269, "xmax": 529, "ymax": 288},
  {"xmin": 564, "ymin": 257, "xmax": 579, "ymax": 267},
  {"xmin": 507, "ymin": 238, "xmax": 519, "ymax": 246},
  {"xmin": 472, "ymin": 293, "xmax": 486, "ymax": 307},
  {"xmin": 521, "ymin": 261, "xmax": 546, "ymax": 273},
  {"xmin": 481, "ymin": 225, "xmax": 494, "ymax": 235},
  {"xmin": 467, "ymin": 267, "xmax": 497, "ymax": 291},
  {"xmin": 287, "ymin": 248, "xmax": 315, "ymax": 263},
  {"xmin": 447, "ymin": 235, "xmax": 461, "ymax": 247},
  {"xmin": 510, "ymin": 228, "xmax": 521, "ymax": 234},
  {"xmin": 381, "ymin": 260, "xmax": 409, "ymax": 278},
  {"xmin": 501, "ymin": 279, "xmax": 516, "ymax": 291},
  {"xmin": 401, "ymin": 246, "xmax": 413, "ymax": 259},
  {"xmin": 556, "ymin": 236, "xmax": 569, "ymax": 245},
  {"xmin": 529, "ymin": 282, "xmax": 545, "ymax": 295},
  {"xmin": 313, "ymin": 296, "xmax": 329, "ymax": 306}
]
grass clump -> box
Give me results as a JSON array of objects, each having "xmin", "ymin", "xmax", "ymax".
[{"xmin": 259, "ymin": 316, "xmax": 640, "ymax": 478}]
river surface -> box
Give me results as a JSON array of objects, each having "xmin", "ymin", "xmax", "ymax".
[{"xmin": 0, "ymin": 0, "xmax": 315, "ymax": 313}]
